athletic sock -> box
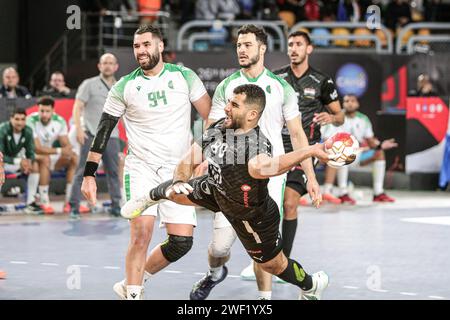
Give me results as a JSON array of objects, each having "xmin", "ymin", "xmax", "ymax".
[
  {"xmin": 209, "ymin": 266, "xmax": 224, "ymax": 281},
  {"xmin": 258, "ymin": 291, "xmax": 272, "ymax": 300},
  {"xmin": 149, "ymin": 179, "xmax": 174, "ymax": 201},
  {"xmin": 26, "ymin": 173, "xmax": 40, "ymax": 204},
  {"xmin": 65, "ymin": 183, "xmax": 72, "ymax": 203},
  {"xmin": 282, "ymin": 219, "xmax": 297, "ymax": 257},
  {"xmin": 323, "ymin": 183, "xmax": 333, "ymax": 195},
  {"xmin": 143, "ymin": 271, "xmax": 152, "ymax": 284},
  {"xmin": 337, "ymin": 166, "xmax": 349, "ymax": 196},
  {"xmin": 277, "ymin": 258, "xmax": 313, "ymax": 291},
  {"xmin": 373, "ymin": 160, "xmax": 386, "ymax": 195},
  {"xmin": 126, "ymin": 285, "xmax": 144, "ymax": 300},
  {"xmin": 38, "ymin": 185, "xmax": 50, "ymax": 205}
]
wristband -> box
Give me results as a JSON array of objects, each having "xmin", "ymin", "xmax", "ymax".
[
  {"xmin": 56, "ymin": 148, "xmax": 62, "ymax": 155},
  {"xmin": 83, "ymin": 161, "xmax": 99, "ymax": 177}
]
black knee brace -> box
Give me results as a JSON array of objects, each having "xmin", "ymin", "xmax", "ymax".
[{"xmin": 160, "ymin": 234, "xmax": 193, "ymax": 262}]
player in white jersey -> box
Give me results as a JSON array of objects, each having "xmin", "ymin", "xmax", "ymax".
[
  {"xmin": 321, "ymin": 94, "xmax": 397, "ymax": 204},
  {"xmin": 26, "ymin": 96, "xmax": 78, "ymax": 214},
  {"xmin": 80, "ymin": 25, "xmax": 211, "ymax": 300},
  {"xmin": 189, "ymin": 24, "xmax": 321, "ymax": 301}
]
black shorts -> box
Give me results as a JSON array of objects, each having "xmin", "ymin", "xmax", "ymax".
[
  {"xmin": 286, "ymin": 159, "xmax": 319, "ymax": 196},
  {"xmin": 187, "ymin": 175, "xmax": 283, "ymax": 263}
]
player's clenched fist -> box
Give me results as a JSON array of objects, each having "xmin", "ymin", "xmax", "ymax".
[{"xmin": 81, "ymin": 176, "xmax": 97, "ymax": 206}]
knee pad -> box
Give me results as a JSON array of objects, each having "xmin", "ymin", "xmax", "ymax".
[
  {"xmin": 160, "ymin": 234, "xmax": 193, "ymax": 262},
  {"xmin": 208, "ymin": 226, "xmax": 237, "ymax": 258}
]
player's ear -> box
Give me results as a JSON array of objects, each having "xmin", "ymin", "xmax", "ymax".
[
  {"xmin": 159, "ymin": 39, "xmax": 164, "ymax": 53},
  {"xmin": 260, "ymin": 44, "xmax": 267, "ymax": 55},
  {"xmin": 306, "ymin": 44, "xmax": 313, "ymax": 55}
]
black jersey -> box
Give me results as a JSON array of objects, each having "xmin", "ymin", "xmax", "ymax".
[
  {"xmin": 273, "ymin": 66, "xmax": 339, "ymax": 148},
  {"xmin": 198, "ymin": 118, "xmax": 273, "ymax": 220}
]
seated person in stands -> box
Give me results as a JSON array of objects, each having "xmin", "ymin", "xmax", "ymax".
[
  {"xmin": 26, "ymin": 96, "xmax": 87, "ymax": 214},
  {"xmin": 39, "ymin": 71, "xmax": 75, "ymax": 98},
  {"xmin": 0, "ymin": 67, "xmax": 32, "ymax": 99},
  {"xmin": 321, "ymin": 94, "xmax": 398, "ymax": 204},
  {"xmin": 0, "ymin": 108, "xmax": 42, "ymax": 214},
  {"xmin": 408, "ymin": 74, "xmax": 437, "ymax": 97}
]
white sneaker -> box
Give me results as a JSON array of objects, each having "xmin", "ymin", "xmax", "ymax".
[
  {"xmin": 299, "ymin": 271, "xmax": 329, "ymax": 300},
  {"xmin": 120, "ymin": 194, "xmax": 160, "ymax": 219},
  {"xmin": 240, "ymin": 262, "xmax": 256, "ymax": 281},
  {"xmin": 113, "ymin": 279, "xmax": 126, "ymax": 300}
]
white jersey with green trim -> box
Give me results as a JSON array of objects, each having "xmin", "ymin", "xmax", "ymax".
[
  {"xmin": 26, "ymin": 112, "xmax": 68, "ymax": 148},
  {"xmin": 208, "ymin": 68, "xmax": 300, "ymax": 157},
  {"xmin": 321, "ymin": 111, "xmax": 374, "ymax": 142},
  {"xmin": 103, "ymin": 63, "xmax": 207, "ymax": 165}
]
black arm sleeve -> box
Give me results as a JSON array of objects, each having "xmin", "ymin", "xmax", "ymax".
[
  {"xmin": 321, "ymin": 77, "xmax": 339, "ymax": 105},
  {"xmin": 90, "ymin": 112, "xmax": 120, "ymax": 154}
]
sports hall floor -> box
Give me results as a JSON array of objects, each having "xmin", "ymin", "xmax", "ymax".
[{"xmin": 1, "ymin": 189, "xmax": 449, "ymax": 300}]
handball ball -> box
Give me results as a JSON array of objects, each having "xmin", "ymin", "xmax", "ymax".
[{"xmin": 324, "ymin": 132, "xmax": 359, "ymax": 168}]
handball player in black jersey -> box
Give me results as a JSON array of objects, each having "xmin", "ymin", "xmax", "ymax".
[
  {"xmin": 121, "ymin": 84, "xmax": 337, "ymax": 299},
  {"xmin": 273, "ymin": 31, "xmax": 344, "ymax": 259}
]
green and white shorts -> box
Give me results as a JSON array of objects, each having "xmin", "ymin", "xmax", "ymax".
[{"xmin": 123, "ymin": 154, "xmax": 197, "ymax": 227}]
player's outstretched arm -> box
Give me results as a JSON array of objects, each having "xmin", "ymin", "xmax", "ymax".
[
  {"xmin": 248, "ymin": 143, "xmax": 330, "ymax": 180},
  {"xmin": 81, "ymin": 112, "xmax": 120, "ymax": 206}
]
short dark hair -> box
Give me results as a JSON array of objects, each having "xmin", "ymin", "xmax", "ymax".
[
  {"xmin": 237, "ymin": 24, "xmax": 268, "ymax": 46},
  {"xmin": 288, "ymin": 31, "xmax": 311, "ymax": 45},
  {"xmin": 10, "ymin": 107, "xmax": 27, "ymax": 118},
  {"xmin": 233, "ymin": 84, "xmax": 266, "ymax": 114},
  {"xmin": 37, "ymin": 96, "xmax": 55, "ymax": 108},
  {"xmin": 51, "ymin": 71, "xmax": 65, "ymax": 78},
  {"xmin": 135, "ymin": 24, "xmax": 163, "ymax": 40}
]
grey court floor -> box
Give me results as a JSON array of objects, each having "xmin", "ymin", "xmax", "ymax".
[{"xmin": 1, "ymin": 189, "xmax": 449, "ymax": 300}]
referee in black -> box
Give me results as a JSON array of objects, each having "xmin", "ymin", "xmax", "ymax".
[{"xmin": 273, "ymin": 31, "xmax": 344, "ymax": 258}]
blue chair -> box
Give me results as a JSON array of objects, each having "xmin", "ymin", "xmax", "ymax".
[{"xmin": 311, "ymin": 28, "xmax": 331, "ymax": 47}]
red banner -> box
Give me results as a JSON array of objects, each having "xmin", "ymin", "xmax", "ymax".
[{"xmin": 406, "ymin": 97, "xmax": 449, "ymax": 143}]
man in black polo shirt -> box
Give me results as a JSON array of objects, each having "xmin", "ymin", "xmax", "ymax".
[{"xmin": 273, "ymin": 31, "xmax": 344, "ymax": 259}]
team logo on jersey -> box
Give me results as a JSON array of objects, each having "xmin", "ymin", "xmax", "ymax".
[
  {"xmin": 168, "ymin": 80, "xmax": 174, "ymax": 89},
  {"xmin": 304, "ymin": 88, "xmax": 316, "ymax": 98},
  {"xmin": 266, "ymin": 85, "xmax": 271, "ymax": 94},
  {"xmin": 200, "ymin": 180, "xmax": 211, "ymax": 195},
  {"xmin": 241, "ymin": 184, "xmax": 252, "ymax": 192},
  {"xmin": 330, "ymin": 89, "xmax": 338, "ymax": 100}
]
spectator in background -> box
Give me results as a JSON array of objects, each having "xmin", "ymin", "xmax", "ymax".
[
  {"xmin": 336, "ymin": 0, "xmax": 361, "ymax": 22},
  {"xmin": 137, "ymin": 0, "xmax": 162, "ymax": 24},
  {"xmin": 69, "ymin": 53, "xmax": 122, "ymax": 219},
  {"xmin": 39, "ymin": 71, "xmax": 75, "ymax": 98},
  {"xmin": 0, "ymin": 108, "xmax": 41, "ymax": 214},
  {"xmin": 385, "ymin": 0, "xmax": 412, "ymax": 31},
  {"xmin": 26, "ymin": 96, "xmax": 83, "ymax": 215},
  {"xmin": 409, "ymin": 74, "xmax": 437, "ymax": 96},
  {"xmin": 0, "ymin": 68, "xmax": 32, "ymax": 99},
  {"xmin": 196, "ymin": 0, "xmax": 240, "ymax": 20},
  {"xmin": 238, "ymin": 0, "xmax": 256, "ymax": 19},
  {"xmin": 303, "ymin": 0, "xmax": 321, "ymax": 21}
]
